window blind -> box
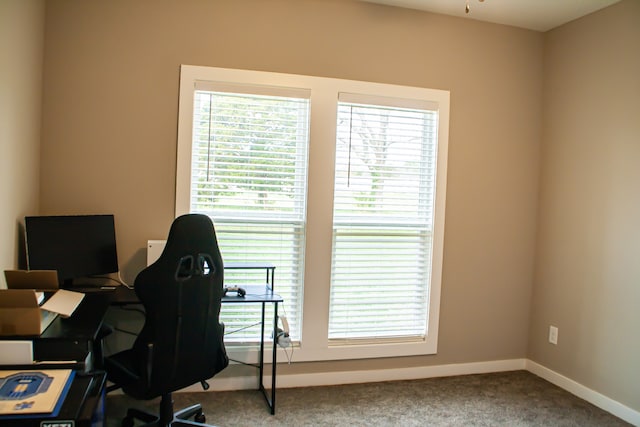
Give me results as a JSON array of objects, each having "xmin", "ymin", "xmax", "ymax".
[
  {"xmin": 329, "ymin": 96, "xmax": 439, "ymax": 342},
  {"xmin": 190, "ymin": 89, "xmax": 310, "ymax": 342}
]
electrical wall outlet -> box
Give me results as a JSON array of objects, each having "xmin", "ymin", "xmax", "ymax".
[{"xmin": 549, "ymin": 325, "xmax": 558, "ymax": 345}]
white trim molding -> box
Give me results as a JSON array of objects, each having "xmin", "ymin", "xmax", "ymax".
[
  {"xmin": 184, "ymin": 359, "xmax": 526, "ymax": 392},
  {"xmin": 526, "ymin": 360, "xmax": 640, "ymax": 426}
]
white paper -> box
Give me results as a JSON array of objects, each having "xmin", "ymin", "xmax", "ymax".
[{"xmin": 41, "ymin": 289, "xmax": 84, "ymax": 318}]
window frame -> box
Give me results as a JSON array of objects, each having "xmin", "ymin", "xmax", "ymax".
[{"xmin": 176, "ymin": 65, "xmax": 449, "ymax": 361}]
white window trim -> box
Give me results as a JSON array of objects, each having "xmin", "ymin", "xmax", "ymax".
[{"xmin": 176, "ymin": 65, "xmax": 449, "ymax": 362}]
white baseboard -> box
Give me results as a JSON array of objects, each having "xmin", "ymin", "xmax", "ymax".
[
  {"xmin": 526, "ymin": 360, "xmax": 639, "ymax": 426},
  {"xmin": 180, "ymin": 358, "xmax": 639, "ymax": 426},
  {"xmin": 185, "ymin": 358, "xmax": 526, "ymax": 391},
  {"xmin": 277, "ymin": 358, "xmax": 527, "ymax": 388}
]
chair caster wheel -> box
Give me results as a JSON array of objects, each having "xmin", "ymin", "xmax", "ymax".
[
  {"xmin": 121, "ymin": 416, "xmax": 135, "ymax": 427},
  {"xmin": 195, "ymin": 412, "xmax": 206, "ymax": 423}
]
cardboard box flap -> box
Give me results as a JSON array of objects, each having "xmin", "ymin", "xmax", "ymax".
[
  {"xmin": 41, "ymin": 289, "xmax": 84, "ymax": 318},
  {"xmin": 4, "ymin": 269, "xmax": 59, "ymax": 290},
  {"xmin": 0, "ymin": 289, "xmax": 42, "ymax": 308},
  {"xmin": 0, "ymin": 289, "xmax": 61, "ymax": 336}
]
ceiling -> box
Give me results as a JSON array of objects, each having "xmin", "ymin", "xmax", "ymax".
[{"xmin": 359, "ymin": 0, "xmax": 621, "ymax": 32}]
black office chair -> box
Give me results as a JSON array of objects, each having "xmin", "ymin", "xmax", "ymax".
[{"xmin": 105, "ymin": 214, "xmax": 229, "ymax": 427}]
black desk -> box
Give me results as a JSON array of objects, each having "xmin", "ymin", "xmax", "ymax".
[
  {"xmin": 221, "ymin": 285, "xmax": 284, "ymax": 414},
  {"xmin": 224, "ymin": 262, "xmax": 276, "ymax": 288},
  {"xmin": 0, "ymin": 294, "xmax": 109, "ymax": 427},
  {"xmin": 110, "ymin": 284, "xmax": 284, "ymax": 414},
  {"xmin": 1, "ymin": 293, "xmax": 109, "ymax": 371}
]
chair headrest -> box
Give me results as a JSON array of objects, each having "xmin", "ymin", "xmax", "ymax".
[{"xmin": 162, "ymin": 214, "xmax": 218, "ymax": 257}]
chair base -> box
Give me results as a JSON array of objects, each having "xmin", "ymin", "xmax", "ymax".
[{"xmin": 117, "ymin": 393, "xmax": 217, "ymax": 427}]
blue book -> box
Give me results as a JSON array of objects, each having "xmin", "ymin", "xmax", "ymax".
[{"xmin": 0, "ymin": 369, "xmax": 75, "ymax": 419}]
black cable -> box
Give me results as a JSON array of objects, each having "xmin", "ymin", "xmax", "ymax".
[
  {"xmin": 224, "ymin": 322, "xmax": 262, "ymax": 335},
  {"xmin": 227, "ymin": 358, "xmax": 259, "ymax": 368}
]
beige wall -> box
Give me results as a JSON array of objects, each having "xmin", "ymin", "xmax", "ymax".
[
  {"xmin": 7, "ymin": 0, "xmax": 638, "ymax": 416},
  {"xmin": 530, "ymin": 0, "xmax": 640, "ymax": 411},
  {"xmin": 40, "ymin": 0, "xmax": 542, "ymax": 373},
  {"xmin": 0, "ymin": 0, "xmax": 44, "ymax": 287}
]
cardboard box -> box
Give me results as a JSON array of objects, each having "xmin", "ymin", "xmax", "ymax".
[
  {"xmin": 4, "ymin": 269, "xmax": 59, "ymax": 290},
  {"xmin": 0, "ymin": 289, "xmax": 84, "ymax": 336}
]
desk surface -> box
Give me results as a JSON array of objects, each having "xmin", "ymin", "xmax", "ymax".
[
  {"xmin": 0, "ymin": 293, "xmax": 109, "ymax": 342},
  {"xmin": 224, "ymin": 262, "xmax": 275, "ymax": 270},
  {"xmin": 110, "ymin": 284, "xmax": 282, "ymax": 305},
  {"xmin": 40, "ymin": 293, "xmax": 109, "ymax": 341}
]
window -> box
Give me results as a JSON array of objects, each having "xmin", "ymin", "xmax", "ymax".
[
  {"xmin": 177, "ymin": 66, "xmax": 449, "ymax": 361},
  {"xmin": 330, "ymin": 94, "xmax": 439, "ymax": 343},
  {"xmin": 184, "ymin": 81, "xmax": 309, "ymax": 344}
]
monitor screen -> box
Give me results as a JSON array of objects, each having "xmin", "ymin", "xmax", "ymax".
[{"xmin": 25, "ymin": 214, "xmax": 119, "ymax": 285}]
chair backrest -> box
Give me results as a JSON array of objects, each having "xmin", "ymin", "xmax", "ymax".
[{"xmin": 126, "ymin": 214, "xmax": 228, "ymax": 398}]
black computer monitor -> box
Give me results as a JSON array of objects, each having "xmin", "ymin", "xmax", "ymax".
[{"xmin": 25, "ymin": 214, "xmax": 119, "ymax": 286}]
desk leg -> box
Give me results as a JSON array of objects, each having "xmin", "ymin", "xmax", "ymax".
[
  {"xmin": 257, "ymin": 301, "xmax": 278, "ymax": 415},
  {"xmin": 259, "ymin": 302, "xmax": 265, "ymax": 390},
  {"xmin": 271, "ymin": 302, "xmax": 278, "ymax": 415}
]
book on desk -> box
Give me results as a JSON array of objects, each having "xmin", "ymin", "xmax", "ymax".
[{"xmin": 0, "ymin": 369, "xmax": 74, "ymax": 418}]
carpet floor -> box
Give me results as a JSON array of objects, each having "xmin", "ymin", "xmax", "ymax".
[{"xmin": 105, "ymin": 370, "xmax": 630, "ymax": 426}]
